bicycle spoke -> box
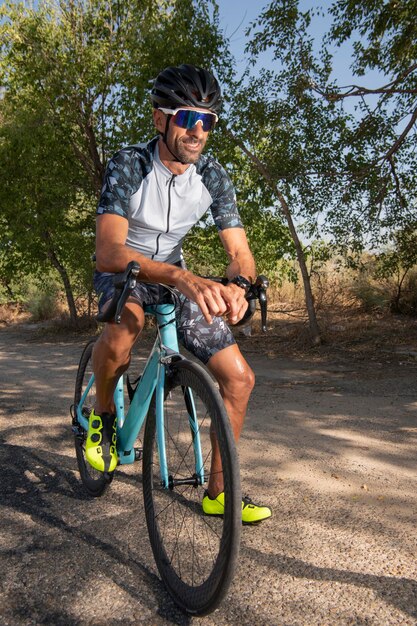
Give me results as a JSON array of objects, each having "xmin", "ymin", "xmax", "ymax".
[{"xmin": 143, "ymin": 360, "xmax": 240, "ymax": 615}]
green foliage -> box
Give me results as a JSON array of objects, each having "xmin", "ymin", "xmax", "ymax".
[
  {"xmin": 183, "ymin": 208, "xmax": 294, "ymax": 280},
  {"xmin": 325, "ymin": 0, "xmax": 417, "ymax": 249},
  {"xmin": 0, "ymin": 0, "xmax": 232, "ymax": 191},
  {"xmin": 0, "ymin": 0, "xmax": 233, "ymax": 322},
  {"xmin": 1, "ymin": 0, "xmax": 416, "ymax": 329},
  {"xmin": 183, "ymin": 223, "xmax": 226, "ymax": 276},
  {"xmin": 208, "ymin": 129, "xmax": 296, "ymax": 279},
  {"xmin": 225, "ymin": 0, "xmax": 417, "ymax": 255},
  {"xmin": 374, "ymin": 226, "xmax": 417, "ymax": 313},
  {"xmin": 375, "ymin": 226, "xmax": 417, "ymax": 280},
  {"xmin": 329, "ymin": 0, "xmax": 417, "ymax": 75},
  {"xmin": 0, "ymin": 98, "xmax": 95, "ymax": 306},
  {"xmin": 23, "ymin": 279, "xmax": 61, "ymax": 321},
  {"xmin": 304, "ymin": 240, "xmax": 334, "ymax": 271}
]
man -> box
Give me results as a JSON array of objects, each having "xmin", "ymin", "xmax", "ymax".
[{"xmin": 88, "ymin": 64, "xmax": 271, "ymax": 523}]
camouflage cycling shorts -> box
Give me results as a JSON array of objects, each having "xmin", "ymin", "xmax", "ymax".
[{"xmin": 94, "ymin": 271, "xmax": 236, "ymax": 365}]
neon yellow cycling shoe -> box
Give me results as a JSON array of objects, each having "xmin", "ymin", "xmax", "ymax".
[
  {"xmin": 85, "ymin": 410, "xmax": 117, "ymax": 473},
  {"xmin": 202, "ymin": 491, "xmax": 272, "ymax": 524}
]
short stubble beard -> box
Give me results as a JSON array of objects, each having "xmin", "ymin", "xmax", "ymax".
[{"xmin": 170, "ymin": 135, "xmax": 206, "ymax": 164}]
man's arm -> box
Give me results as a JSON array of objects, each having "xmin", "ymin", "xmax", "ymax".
[
  {"xmin": 218, "ymin": 227, "xmax": 257, "ymax": 325},
  {"xmin": 219, "ymin": 228, "xmax": 256, "ymax": 283},
  {"xmin": 95, "ymin": 213, "xmax": 244, "ymax": 324},
  {"xmin": 96, "ymin": 213, "xmax": 182, "ymax": 282}
]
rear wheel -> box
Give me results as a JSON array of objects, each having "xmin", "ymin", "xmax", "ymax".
[
  {"xmin": 73, "ymin": 339, "xmax": 113, "ymax": 497},
  {"xmin": 142, "ymin": 359, "xmax": 241, "ymax": 616}
]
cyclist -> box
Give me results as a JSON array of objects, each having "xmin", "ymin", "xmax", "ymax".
[{"xmin": 88, "ymin": 64, "xmax": 271, "ymax": 524}]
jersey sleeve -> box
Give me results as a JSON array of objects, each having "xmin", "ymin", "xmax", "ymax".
[
  {"xmin": 205, "ymin": 161, "xmax": 243, "ymax": 231},
  {"xmin": 96, "ymin": 149, "xmax": 139, "ymax": 219}
]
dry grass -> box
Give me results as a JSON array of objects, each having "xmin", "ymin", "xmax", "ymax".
[
  {"xmin": 2, "ymin": 269, "xmax": 417, "ymax": 364},
  {"xmin": 236, "ymin": 304, "xmax": 417, "ymax": 365},
  {"xmin": 0, "ymin": 303, "xmax": 31, "ymax": 326},
  {"xmin": 235, "ymin": 270, "xmax": 417, "ymax": 362}
]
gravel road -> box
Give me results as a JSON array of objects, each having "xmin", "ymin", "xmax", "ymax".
[{"xmin": 1, "ymin": 324, "xmax": 416, "ymax": 625}]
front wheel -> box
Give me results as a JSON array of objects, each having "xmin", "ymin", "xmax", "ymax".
[
  {"xmin": 142, "ymin": 359, "xmax": 241, "ymax": 616},
  {"xmin": 73, "ymin": 338, "xmax": 114, "ymax": 497}
]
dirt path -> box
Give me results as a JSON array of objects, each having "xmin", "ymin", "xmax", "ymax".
[{"xmin": 1, "ymin": 323, "xmax": 416, "ymax": 625}]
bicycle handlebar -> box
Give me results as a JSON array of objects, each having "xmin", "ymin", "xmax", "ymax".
[
  {"xmin": 96, "ymin": 262, "xmax": 269, "ymax": 332},
  {"xmin": 206, "ymin": 275, "xmax": 269, "ymax": 332},
  {"xmin": 253, "ymin": 275, "xmax": 270, "ymax": 333},
  {"xmin": 96, "ymin": 261, "xmax": 141, "ymax": 324}
]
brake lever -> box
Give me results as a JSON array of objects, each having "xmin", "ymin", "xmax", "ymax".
[
  {"xmin": 114, "ymin": 263, "xmax": 140, "ymax": 323},
  {"xmin": 96, "ymin": 261, "xmax": 140, "ymax": 324},
  {"xmin": 254, "ymin": 275, "xmax": 269, "ymax": 332}
]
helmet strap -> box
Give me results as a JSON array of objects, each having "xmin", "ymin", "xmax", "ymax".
[{"xmin": 162, "ymin": 115, "xmax": 187, "ymax": 164}]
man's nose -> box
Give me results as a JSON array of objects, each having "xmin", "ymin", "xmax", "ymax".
[{"xmin": 187, "ymin": 120, "xmax": 205, "ymax": 138}]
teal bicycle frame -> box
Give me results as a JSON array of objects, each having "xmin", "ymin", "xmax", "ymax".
[{"xmin": 76, "ymin": 303, "xmax": 204, "ymax": 488}]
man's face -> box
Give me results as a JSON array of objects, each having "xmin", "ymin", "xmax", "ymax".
[{"xmin": 153, "ymin": 107, "xmax": 212, "ymax": 164}]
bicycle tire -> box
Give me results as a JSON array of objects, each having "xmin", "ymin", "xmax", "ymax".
[
  {"xmin": 73, "ymin": 338, "xmax": 114, "ymax": 496},
  {"xmin": 142, "ymin": 359, "xmax": 241, "ymax": 615}
]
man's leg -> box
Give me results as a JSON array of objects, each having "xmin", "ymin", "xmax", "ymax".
[
  {"xmin": 92, "ymin": 300, "xmax": 145, "ymax": 413},
  {"xmin": 204, "ymin": 344, "xmax": 272, "ymax": 523},
  {"xmin": 176, "ymin": 300, "xmax": 271, "ymax": 522},
  {"xmin": 86, "ymin": 301, "xmax": 144, "ymax": 471},
  {"xmin": 206, "ymin": 344, "xmax": 255, "ymax": 497}
]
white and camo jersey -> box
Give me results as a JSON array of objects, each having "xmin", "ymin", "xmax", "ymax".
[{"xmin": 97, "ymin": 136, "xmax": 243, "ymax": 264}]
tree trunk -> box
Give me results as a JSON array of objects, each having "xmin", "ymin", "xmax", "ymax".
[
  {"xmin": 1, "ymin": 281, "xmax": 15, "ymax": 300},
  {"xmin": 225, "ymin": 128, "xmax": 321, "ymax": 345},
  {"xmin": 43, "ymin": 232, "xmax": 78, "ymax": 326},
  {"xmin": 274, "ymin": 190, "xmax": 321, "ymax": 345},
  {"xmin": 392, "ymin": 268, "xmax": 409, "ymax": 313}
]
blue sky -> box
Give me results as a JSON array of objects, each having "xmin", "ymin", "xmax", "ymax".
[
  {"xmin": 216, "ymin": 0, "xmax": 270, "ymax": 68},
  {"xmin": 216, "ymin": 0, "xmax": 355, "ymax": 84},
  {"xmin": 215, "ymin": 0, "xmax": 384, "ymax": 89}
]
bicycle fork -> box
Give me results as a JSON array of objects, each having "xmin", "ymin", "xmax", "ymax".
[{"xmin": 155, "ymin": 364, "xmax": 205, "ymax": 491}]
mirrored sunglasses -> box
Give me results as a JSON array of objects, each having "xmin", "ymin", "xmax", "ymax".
[{"xmin": 159, "ymin": 107, "xmax": 218, "ymax": 132}]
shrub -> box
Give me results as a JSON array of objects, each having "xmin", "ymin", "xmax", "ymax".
[{"xmin": 24, "ymin": 282, "xmax": 60, "ymax": 321}]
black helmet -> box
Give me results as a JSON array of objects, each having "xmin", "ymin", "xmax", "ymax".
[{"xmin": 151, "ymin": 64, "xmax": 222, "ymax": 114}]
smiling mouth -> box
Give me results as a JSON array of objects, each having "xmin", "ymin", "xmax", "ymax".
[{"xmin": 182, "ymin": 138, "xmax": 202, "ymax": 150}]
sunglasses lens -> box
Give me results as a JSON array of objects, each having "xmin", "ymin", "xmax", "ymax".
[{"xmin": 173, "ymin": 110, "xmax": 216, "ymax": 131}]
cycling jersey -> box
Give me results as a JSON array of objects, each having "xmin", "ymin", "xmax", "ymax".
[{"xmin": 97, "ymin": 136, "xmax": 243, "ymax": 263}]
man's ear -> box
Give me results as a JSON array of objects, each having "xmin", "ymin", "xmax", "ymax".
[{"xmin": 153, "ymin": 108, "xmax": 165, "ymax": 133}]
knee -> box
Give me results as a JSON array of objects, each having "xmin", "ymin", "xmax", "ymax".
[
  {"xmin": 240, "ymin": 364, "xmax": 255, "ymax": 395},
  {"xmin": 99, "ymin": 331, "xmax": 132, "ymax": 362},
  {"xmin": 96, "ymin": 308, "xmax": 143, "ymax": 364},
  {"xmin": 223, "ymin": 363, "xmax": 255, "ymax": 401}
]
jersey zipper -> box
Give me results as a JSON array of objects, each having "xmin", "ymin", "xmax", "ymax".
[{"xmin": 152, "ymin": 174, "xmax": 176, "ymax": 259}]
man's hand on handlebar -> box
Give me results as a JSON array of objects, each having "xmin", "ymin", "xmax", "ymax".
[
  {"xmin": 174, "ymin": 271, "xmax": 248, "ymax": 326},
  {"xmin": 96, "ymin": 262, "xmax": 269, "ymax": 332},
  {"xmin": 222, "ymin": 282, "xmax": 250, "ymax": 326},
  {"xmin": 174, "ymin": 270, "xmax": 269, "ymax": 330}
]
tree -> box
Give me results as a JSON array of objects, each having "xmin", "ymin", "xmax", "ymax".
[
  {"xmin": 218, "ymin": 0, "xmax": 417, "ymax": 343},
  {"xmin": 375, "ymin": 227, "xmax": 417, "ymax": 313},
  {"xmin": 0, "ymin": 99, "xmax": 95, "ymax": 323},
  {"xmin": 1, "ymin": 0, "xmax": 232, "ymax": 192},
  {"xmin": 218, "ymin": 2, "xmax": 350, "ymax": 344},
  {"xmin": 321, "ymin": 0, "xmax": 417, "ymax": 247},
  {"xmin": 0, "ymin": 0, "xmax": 233, "ymax": 322}
]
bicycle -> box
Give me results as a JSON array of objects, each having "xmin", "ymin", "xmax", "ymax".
[{"xmin": 71, "ymin": 261, "xmax": 269, "ymax": 615}]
